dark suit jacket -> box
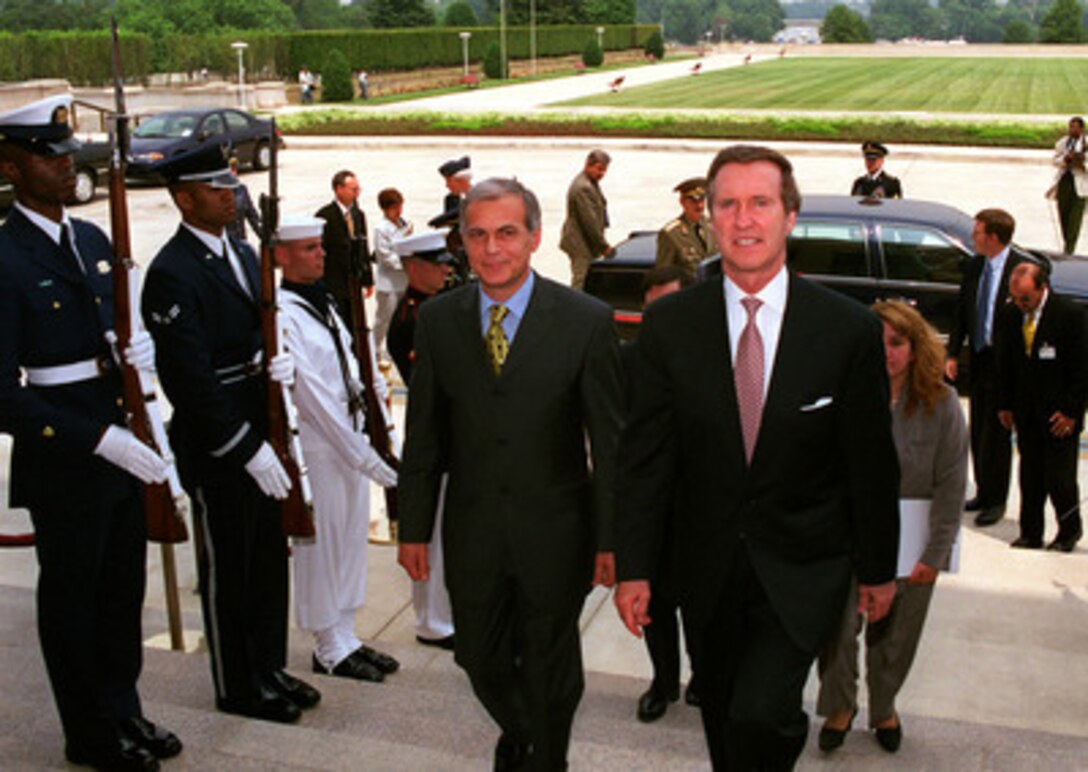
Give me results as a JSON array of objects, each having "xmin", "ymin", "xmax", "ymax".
[
  {"xmin": 616, "ymin": 273, "xmax": 900, "ymax": 652},
  {"xmin": 998, "ymin": 291, "xmax": 1088, "ymax": 433},
  {"xmin": 850, "ymin": 171, "xmax": 902, "ymax": 199},
  {"xmin": 142, "ymin": 226, "xmax": 267, "ymax": 485},
  {"xmin": 0, "ymin": 208, "xmax": 134, "ymax": 509},
  {"xmin": 398, "ymin": 274, "xmax": 623, "ymax": 612},
  {"xmin": 315, "ymin": 201, "xmax": 367, "ymax": 308},
  {"xmin": 947, "ymin": 249, "xmax": 1029, "ymax": 370}
]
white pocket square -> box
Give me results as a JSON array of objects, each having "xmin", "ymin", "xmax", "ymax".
[{"xmin": 800, "ymin": 396, "xmax": 833, "ymax": 412}]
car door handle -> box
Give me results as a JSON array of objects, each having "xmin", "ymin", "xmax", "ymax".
[{"xmin": 878, "ymin": 295, "xmax": 918, "ymax": 307}]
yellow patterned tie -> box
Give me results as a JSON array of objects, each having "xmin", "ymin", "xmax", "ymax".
[
  {"xmin": 1023, "ymin": 314, "xmax": 1036, "ymax": 357},
  {"xmin": 486, "ymin": 304, "xmax": 509, "ymax": 375}
]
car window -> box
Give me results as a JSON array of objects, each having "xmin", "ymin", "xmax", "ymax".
[
  {"xmin": 201, "ymin": 113, "xmax": 226, "ymax": 137},
  {"xmin": 880, "ymin": 224, "xmax": 966, "ymax": 285},
  {"xmin": 788, "ymin": 220, "xmax": 868, "ymax": 278},
  {"xmin": 134, "ymin": 113, "xmax": 199, "ymax": 138},
  {"xmin": 224, "ymin": 111, "xmax": 250, "ymax": 132}
]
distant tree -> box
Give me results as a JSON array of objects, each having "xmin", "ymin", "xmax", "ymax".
[
  {"xmin": 940, "ymin": 0, "xmax": 1003, "ymax": 41},
  {"xmin": 727, "ymin": 0, "xmax": 785, "ymax": 41},
  {"xmin": 443, "ymin": 0, "xmax": 478, "ymax": 26},
  {"xmin": 369, "ymin": 0, "xmax": 435, "ymax": 28},
  {"xmin": 217, "ymin": 0, "xmax": 296, "ymax": 30},
  {"xmin": 0, "ymin": 0, "xmax": 110, "ymax": 31},
  {"xmin": 662, "ymin": 0, "xmax": 705, "ymax": 43},
  {"xmin": 583, "ymin": 37, "xmax": 605, "ymax": 67},
  {"xmin": 483, "ymin": 40, "xmax": 504, "ymax": 79},
  {"xmin": 1003, "ymin": 18, "xmax": 1035, "ymax": 40},
  {"xmin": 321, "ymin": 48, "xmax": 353, "ymax": 102},
  {"xmin": 869, "ymin": 0, "xmax": 943, "ymax": 39},
  {"xmin": 821, "ymin": 4, "xmax": 873, "ymax": 41},
  {"xmin": 584, "ymin": 0, "xmax": 638, "ymax": 23},
  {"xmin": 341, "ymin": 1, "xmax": 370, "ymax": 28},
  {"xmin": 644, "ymin": 28, "xmax": 666, "ymax": 58},
  {"xmin": 1039, "ymin": 0, "xmax": 1086, "ymax": 41},
  {"xmin": 285, "ymin": 0, "xmax": 342, "ymax": 29}
]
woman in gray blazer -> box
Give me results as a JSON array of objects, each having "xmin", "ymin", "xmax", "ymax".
[{"xmin": 816, "ymin": 300, "xmax": 969, "ymax": 754}]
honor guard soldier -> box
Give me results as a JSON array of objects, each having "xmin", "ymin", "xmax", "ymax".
[
  {"xmin": 274, "ymin": 215, "xmax": 401, "ymax": 680},
  {"xmin": 386, "ymin": 230, "xmax": 456, "ymax": 650},
  {"xmin": 0, "ymin": 95, "xmax": 181, "ymax": 771},
  {"xmin": 438, "ymin": 155, "xmax": 472, "ymax": 215},
  {"xmin": 427, "ymin": 205, "xmax": 470, "ymax": 288},
  {"xmin": 655, "ymin": 176, "xmax": 717, "ymax": 277},
  {"xmin": 141, "ymin": 144, "xmax": 321, "ymax": 725},
  {"xmin": 851, "ymin": 141, "xmax": 902, "ymax": 199}
]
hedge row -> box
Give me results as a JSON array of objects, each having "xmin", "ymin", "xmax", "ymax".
[{"xmin": 0, "ymin": 25, "xmax": 658, "ymax": 85}]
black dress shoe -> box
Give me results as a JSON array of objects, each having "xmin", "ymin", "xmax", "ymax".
[
  {"xmin": 1047, "ymin": 526, "xmax": 1083, "ymax": 552},
  {"xmin": 818, "ymin": 708, "xmax": 856, "ymax": 752},
  {"xmin": 964, "ymin": 497, "xmax": 983, "ymax": 511},
  {"xmin": 217, "ymin": 692, "xmax": 301, "ymax": 724},
  {"xmin": 684, "ymin": 680, "xmax": 701, "ymax": 707},
  {"xmin": 66, "ymin": 737, "xmax": 160, "ymax": 771},
  {"xmin": 313, "ymin": 651, "xmax": 384, "ymax": 682},
  {"xmin": 1011, "ymin": 536, "xmax": 1043, "ymax": 549},
  {"xmin": 974, "ymin": 506, "xmax": 1005, "ymax": 526},
  {"xmin": 265, "ymin": 669, "xmax": 321, "ymax": 709},
  {"xmin": 493, "ymin": 733, "xmax": 531, "ymax": 771},
  {"xmin": 637, "ymin": 685, "xmax": 679, "ymax": 723},
  {"xmin": 119, "ymin": 716, "xmax": 182, "ymax": 759},
  {"xmin": 416, "ymin": 634, "xmax": 456, "ymax": 651},
  {"xmin": 353, "ymin": 643, "xmax": 399, "ymax": 675},
  {"xmin": 874, "ymin": 720, "xmax": 902, "ymax": 753}
]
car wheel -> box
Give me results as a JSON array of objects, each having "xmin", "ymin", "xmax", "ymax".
[
  {"xmin": 72, "ymin": 168, "xmax": 96, "ymax": 205},
  {"xmin": 254, "ymin": 141, "xmax": 271, "ymax": 171}
]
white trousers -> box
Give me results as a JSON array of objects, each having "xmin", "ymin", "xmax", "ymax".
[{"xmin": 413, "ymin": 475, "xmax": 454, "ymax": 640}]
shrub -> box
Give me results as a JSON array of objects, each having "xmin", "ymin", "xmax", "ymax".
[
  {"xmin": 483, "ymin": 40, "xmax": 504, "ymax": 79},
  {"xmin": 643, "ymin": 29, "xmax": 664, "ymax": 60},
  {"xmin": 443, "ymin": 1, "xmax": 478, "ymax": 27},
  {"xmin": 582, "ymin": 38, "xmax": 604, "ymax": 67},
  {"xmin": 321, "ymin": 48, "xmax": 354, "ymax": 102},
  {"xmin": 1003, "ymin": 20, "xmax": 1034, "ymax": 43}
]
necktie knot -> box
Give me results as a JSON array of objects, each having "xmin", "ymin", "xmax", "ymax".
[
  {"xmin": 741, "ymin": 296, "xmax": 762, "ymax": 321},
  {"xmin": 486, "ymin": 304, "xmax": 510, "ymax": 376}
]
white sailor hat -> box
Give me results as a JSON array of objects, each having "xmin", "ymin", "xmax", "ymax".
[
  {"xmin": 393, "ymin": 229, "xmax": 454, "ymax": 263},
  {"xmin": 0, "ymin": 94, "xmax": 81, "ymax": 156},
  {"xmin": 151, "ymin": 142, "xmax": 240, "ymax": 188},
  {"xmin": 277, "ymin": 214, "xmax": 325, "ymax": 242}
]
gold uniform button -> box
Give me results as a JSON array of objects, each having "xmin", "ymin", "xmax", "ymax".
[
  {"xmin": 116, "ymin": 397, "xmax": 124, "ymax": 407},
  {"xmin": 42, "ymin": 426, "xmax": 55, "ymax": 438},
  {"xmin": 52, "ymin": 301, "xmax": 61, "ymax": 310},
  {"xmin": 95, "ymin": 296, "xmax": 102, "ymax": 305}
]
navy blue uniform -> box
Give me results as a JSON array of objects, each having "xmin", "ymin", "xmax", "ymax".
[
  {"xmin": 141, "ymin": 225, "xmax": 289, "ymax": 704},
  {"xmin": 0, "ymin": 206, "xmax": 147, "ymax": 753}
]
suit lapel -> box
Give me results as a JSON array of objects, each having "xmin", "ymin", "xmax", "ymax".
[
  {"xmin": 6, "ymin": 208, "xmax": 86, "ymax": 285},
  {"xmin": 178, "ymin": 227, "xmax": 255, "ymax": 305},
  {"xmin": 499, "ymin": 275, "xmax": 552, "ymax": 381},
  {"xmin": 456, "ymin": 285, "xmax": 492, "ymax": 379}
]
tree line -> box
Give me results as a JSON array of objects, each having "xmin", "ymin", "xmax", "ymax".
[{"xmin": 820, "ymin": 0, "xmax": 1088, "ymax": 44}]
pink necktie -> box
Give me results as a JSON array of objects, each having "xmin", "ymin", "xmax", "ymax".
[{"xmin": 735, "ymin": 296, "xmax": 764, "ymax": 463}]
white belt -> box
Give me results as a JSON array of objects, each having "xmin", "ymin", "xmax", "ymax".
[{"xmin": 24, "ymin": 357, "xmax": 107, "ymax": 386}]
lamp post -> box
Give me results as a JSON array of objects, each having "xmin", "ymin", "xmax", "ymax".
[
  {"xmin": 530, "ymin": 0, "xmax": 537, "ymax": 76},
  {"xmin": 230, "ymin": 40, "xmax": 248, "ymax": 109},
  {"xmin": 596, "ymin": 26, "xmax": 604, "ymax": 52},
  {"xmin": 459, "ymin": 31, "xmax": 471, "ymax": 78},
  {"xmin": 500, "ymin": 0, "xmax": 507, "ymax": 79}
]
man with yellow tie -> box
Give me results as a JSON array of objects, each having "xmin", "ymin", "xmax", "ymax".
[
  {"xmin": 396, "ymin": 177, "xmax": 623, "ymax": 770},
  {"xmin": 998, "ymin": 260, "xmax": 1087, "ymax": 552},
  {"xmin": 315, "ymin": 170, "xmax": 367, "ymax": 321}
]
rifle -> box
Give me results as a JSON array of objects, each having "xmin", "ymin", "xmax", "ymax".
[
  {"xmin": 348, "ymin": 235, "xmax": 400, "ymax": 537},
  {"xmin": 109, "ymin": 17, "xmax": 187, "ymax": 652},
  {"xmin": 258, "ymin": 118, "xmax": 315, "ymax": 540},
  {"xmin": 108, "ymin": 18, "xmax": 187, "ymax": 545}
]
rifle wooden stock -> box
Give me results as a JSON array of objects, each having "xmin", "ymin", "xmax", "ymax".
[
  {"xmin": 347, "ymin": 242, "xmax": 399, "ymax": 522},
  {"xmin": 258, "ymin": 122, "xmax": 315, "ymax": 539},
  {"xmin": 106, "ymin": 31, "xmax": 188, "ymax": 544}
]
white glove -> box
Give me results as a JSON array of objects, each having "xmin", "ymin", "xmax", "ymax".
[
  {"xmin": 245, "ymin": 442, "xmax": 292, "ymax": 500},
  {"xmin": 123, "ymin": 330, "xmax": 156, "ymax": 372},
  {"xmin": 269, "ymin": 351, "xmax": 294, "ymax": 387},
  {"xmin": 360, "ymin": 455, "xmax": 397, "ymax": 488},
  {"xmin": 94, "ymin": 425, "xmax": 168, "ymax": 484}
]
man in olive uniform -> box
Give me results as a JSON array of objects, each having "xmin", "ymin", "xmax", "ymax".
[
  {"xmin": 655, "ymin": 177, "xmax": 717, "ymax": 277},
  {"xmin": 560, "ymin": 149, "xmax": 614, "ymax": 290},
  {"xmin": 851, "ymin": 141, "xmax": 902, "ymax": 199}
]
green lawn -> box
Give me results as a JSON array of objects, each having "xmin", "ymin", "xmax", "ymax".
[{"xmin": 560, "ymin": 57, "xmax": 1088, "ymax": 115}]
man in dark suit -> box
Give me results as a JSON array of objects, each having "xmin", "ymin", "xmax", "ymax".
[
  {"xmin": 998, "ymin": 261, "xmax": 1086, "ymax": 552},
  {"xmin": 615, "ymin": 145, "xmax": 900, "ymax": 771},
  {"xmin": 0, "ymin": 94, "xmax": 181, "ymax": 772},
  {"xmin": 946, "ymin": 208, "xmax": 1028, "ymax": 526},
  {"xmin": 142, "ymin": 144, "xmax": 321, "ymax": 725},
  {"xmin": 314, "ymin": 169, "xmax": 367, "ymax": 320},
  {"xmin": 850, "ymin": 141, "xmax": 902, "ymax": 199},
  {"xmin": 397, "ymin": 177, "xmax": 623, "ymax": 770},
  {"xmin": 438, "ymin": 155, "xmax": 472, "ymax": 215}
]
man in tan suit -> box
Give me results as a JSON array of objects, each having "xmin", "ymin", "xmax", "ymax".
[
  {"xmin": 655, "ymin": 176, "xmax": 717, "ymax": 277},
  {"xmin": 560, "ymin": 149, "xmax": 614, "ymax": 290}
]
